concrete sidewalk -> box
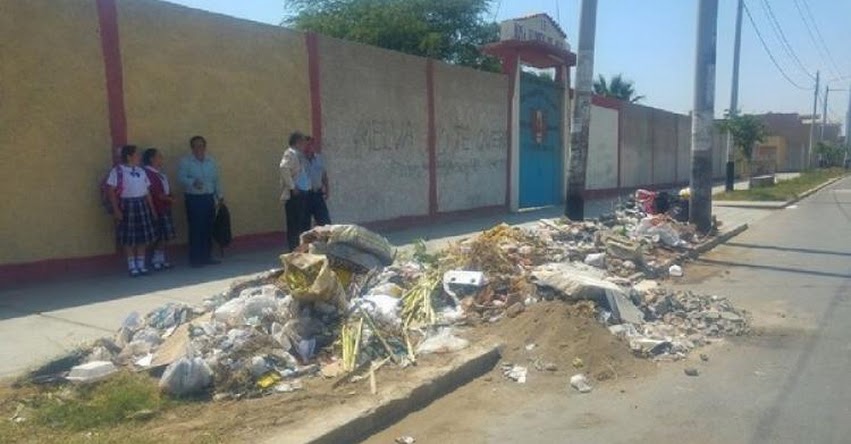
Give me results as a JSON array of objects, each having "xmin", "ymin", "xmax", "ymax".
[{"xmin": 0, "ymin": 195, "xmax": 770, "ymax": 378}]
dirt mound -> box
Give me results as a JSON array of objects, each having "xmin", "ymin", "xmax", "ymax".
[{"xmin": 467, "ymin": 301, "xmax": 653, "ymax": 383}]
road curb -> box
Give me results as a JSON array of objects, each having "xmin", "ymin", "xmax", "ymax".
[
  {"xmin": 691, "ymin": 223, "xmax": 749, "ymax": 256},
  {"xmin": 268, "ymin": 344, "xmax": 502, "ymax": 444},
  {"xmin": 782, "ymin": 175, "xmax": 846, "ymax": 208},
  {"xmin": 714, "ymin": 175, "xmax": 847, "ymax": 210}
]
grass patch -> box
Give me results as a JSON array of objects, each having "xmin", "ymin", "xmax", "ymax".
[
  {"xmin": 714, "ymin": 168, "xmax": 846, "ymax": 201},
  {"xmin": 35, "ymin": 372, "xmax": 163, "ymax": 430},
  {"xmin": 0, "ymin": 372, "xmax": 177, "ymax": 444}
]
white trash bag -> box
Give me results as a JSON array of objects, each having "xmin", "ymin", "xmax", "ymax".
[
  {"xmin": 416, "ymin": 328, "xmax": 470, "ymax": 355},
  {"xmin": 159, "ymin": 357, "xmax": 213, "ymax": 396}
]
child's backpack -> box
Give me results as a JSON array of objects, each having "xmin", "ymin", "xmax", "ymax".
[{"xmin": 100, "ymin": 166, "xmax": 123, "ymax": 214}]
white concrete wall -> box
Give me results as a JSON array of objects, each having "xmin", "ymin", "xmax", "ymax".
[
  {"xmin": 587, "ymin": 104, "xmax": 619, "ymax": 190},
  {"xmin": 434, "ymin": 63, "xmax": 508, "ymax": 212}
]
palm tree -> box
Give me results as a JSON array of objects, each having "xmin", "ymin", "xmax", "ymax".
[{"xmin": 593, "ymin": 74, "xmax": 645, "ymax": 103}]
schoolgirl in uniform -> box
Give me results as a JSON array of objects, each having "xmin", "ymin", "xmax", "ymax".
[
  {"xmin": 143, "ymin": 148, "xmax": 176, "ymax": 270},
  {"xmin": 107, "ymin": 145, "xmax": 157, "ymax": 277}
]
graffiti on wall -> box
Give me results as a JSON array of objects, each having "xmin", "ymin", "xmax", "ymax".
[
  {"xmin": 352, "ymin": 119, "xmax": 415, "ymax": 152},
  {"xmin": 437, "ymin": 126, "xmax": 507, "ymax": 174},
  {"xmin": 438, "ymin": 126, "xmax": 506, "ymax": 154}
]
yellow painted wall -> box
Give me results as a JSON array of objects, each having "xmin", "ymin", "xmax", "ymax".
[
  {"xmin": 0, "ymin": 0, "xmax": 113, "ymax": 264},
  {"xmin": 117, "ymin": 0, "xmax": 311, "ymax": 243}
]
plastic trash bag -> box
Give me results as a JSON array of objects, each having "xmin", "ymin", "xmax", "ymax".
[
  {"xmin": 159, "ymin": 357, "xmax": 213, "ymax": 396},
  {"xmin": 416, "ymin": 329, "xmax": 470, "ymax": 355},
  {"xmin": 279, "ymin": 253, "xmax": 346, "ymax": 308},
  {"xmin": 213, "ymin": 286, "xmax": 285, "ymax": 327},
  {"xmin": 350, "ymin": 294, "xmax": 402, "ymax": 328},
  {"xmin": 633, "ymin": 217, "xmax": 684, "ymax": 247}
]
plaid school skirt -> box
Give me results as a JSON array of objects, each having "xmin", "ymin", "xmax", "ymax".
[
  {"xmin": 156, "ymin": 208, "xmax": 177, "ymax": 241},
  {"xmin": 117, "ymin": 197, "xmax": 156, "ymax": 246}
]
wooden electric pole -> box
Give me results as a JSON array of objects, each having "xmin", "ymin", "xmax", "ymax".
[
  {"xmin": 689, "ymin": 0, "xmax": 718, "ymax": 233},
  {"xmin": 565, "ymin": 0, "xmax": 598, "ymax": 220}
]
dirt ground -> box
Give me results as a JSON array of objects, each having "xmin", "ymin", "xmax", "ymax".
[{"xmin": 367, "ymin": 302, "xmax": 657, "ymax": 444}]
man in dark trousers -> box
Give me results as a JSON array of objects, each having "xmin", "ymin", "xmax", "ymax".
[
  {"xmin": 279, "ymin": 132, "xmax": 310, "ymax": 251},
  {"xmin": 178, "ymin": 135, "xmax": 224, "ymax": 267},
  {"xmin": 304, "ymin": 136, "xmax": 331, "ymax": 227}
]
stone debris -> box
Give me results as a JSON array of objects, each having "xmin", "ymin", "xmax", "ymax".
[
  {"xmin": 570, "ymin": 374, "xmax": 593, "ymax": 393},
  {"xmin": 684, "ymin": 368, "xmax": 700, "ymax": 377},
  {"xmin": 502, "ymin": 364, "xmax": 528, "ymax": 384}
]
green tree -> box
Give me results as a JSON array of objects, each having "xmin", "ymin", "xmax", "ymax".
[
  {"xmin": 593, "ymin": 74, "xmax": 645, "ymax": 103},
  {"xmin": 717, "ymin": 112, "xmax": 768, "ymax": 175},
  {"xmin": 284, "ymin": 0, "xmax": 501, "ymax": 71},
  {"xmin": 815, "ymin": 141, "xmax": 844, "ymax": 167}
]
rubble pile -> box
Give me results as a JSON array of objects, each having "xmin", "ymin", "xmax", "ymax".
[
  {"xmin": 32, "ymin": 193, "xmax": 744, "ymax": 400},
  {"xmin": 610, "ymin": 286, "xmax": 750, "ymax": 360}
]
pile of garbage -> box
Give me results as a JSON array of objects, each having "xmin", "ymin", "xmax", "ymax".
[
  {"xmin": 612, "ymin": 284, "xmax": 749, "ymax": 360},
  {"xmin": 39, "ymin": 192, "xmax": 744, "ymax": 399}
]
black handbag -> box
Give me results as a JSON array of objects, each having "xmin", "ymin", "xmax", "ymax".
[{"xmin": 212, "ymin": 203, "xmax": 232, "ymax": 256}]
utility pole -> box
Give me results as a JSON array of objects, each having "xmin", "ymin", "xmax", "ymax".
[
  {"xmin": 821, "ymin": 85, "xmax": 829, "ymax": 142},
  {"xmin": 808, "ymin": 70, "xmax": 820, "ymax": 169},
  {"xmin": 689, "ymin": 0, "xmax": 718, "ymax": 234},
  {"xmin": 565, "ymin": 0, "xmax": 597, "ymax": 220},
  {"xmin": 725, "ymin": 0, "xmax": 744, "ymax": 192},
  {"xmin": 846, "ymin": 84, "xmax": 851, "ymax": 152}
]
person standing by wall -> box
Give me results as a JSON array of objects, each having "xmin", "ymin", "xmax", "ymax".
[
  {"xmin": 143, "ymin": 148, "xmax": 176, "ymax": 271},
  {"xmin": 107, "ymin": 145, "xmax": 157, "ymax": 277},
  {"xmin": 280, "ymin": 132, "xmax": 310, "ymax": 251},
  {"xmin": 304, "ymin": 136, "xmax": 331, "ymax": 227},
  {"xmin": 178, "ymin": 135, "xmax": 223, "ymax": 267}
]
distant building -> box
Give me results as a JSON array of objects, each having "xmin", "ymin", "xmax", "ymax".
[{"xmin": 726, "ymin": 113, "xmax": 843, "ymax": 172}]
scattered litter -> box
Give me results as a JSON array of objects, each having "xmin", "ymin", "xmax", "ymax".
[
  {"xmin": 416, "ymin": 329, "xmax": 470, "ymax": 355},
  {"xmin": 66, "ymin": 361, "xmax": 117, "ymax": 384},
  {"xmin": 395, "ymin": 436, "xmax": 416, "ymax": 444},
  {"xmin": 525, "ymin": 343, "xmax": 537, "ymax": 351},
  {"xmin": 583, "ymin": 253, "xmax": 606, "ymax": 268},
  {"xmin": 274, "ymin": 381, "xmax": 303, "ymax": 393},
  {"xmin": 572, "ymin": 357, "xmax": 585, "ymax": 369},
  {"xmin": 503, "ymin": 364, "xmax": 528, "ymax": 384},
  {"xmin": 570, "ymin": 374, "xmax": 593, "ymax": 393},
  {"xmin": 668, "ymin": 265, "xmax": 684, "ymax": 277}
]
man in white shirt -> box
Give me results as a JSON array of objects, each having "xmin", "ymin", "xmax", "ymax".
[{"xmin": 280, "ymin": 132, "xmax": 310, "ymax": 251}]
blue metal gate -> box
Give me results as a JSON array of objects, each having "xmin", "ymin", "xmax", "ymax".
[{"xmin": 519, "ymin": 72, "xmax": 563, "ymax": 208}]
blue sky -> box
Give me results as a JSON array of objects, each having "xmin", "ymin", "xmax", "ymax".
[{"xmin": 164, "ymin": 0, "xmax": 849, "ymax": 131}]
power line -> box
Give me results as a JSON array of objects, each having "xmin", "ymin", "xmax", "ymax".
[
  {"xmin": 792, "ymin": 0, "xmax": 842, "ymax": 80},
  {"xmin": 742, "ymin": 0, "xmax": 810, "ymax": 90},
  {"xmin": 492, "ymin": 0, "xmax": 502, "ymax": 21},
  {"xmin": 758, "ymin": 0, "xmax": 814, "ymax": 79},
  {"xmin": 800, "ymin": 0, "xmax": 843, "ymax": 78}
]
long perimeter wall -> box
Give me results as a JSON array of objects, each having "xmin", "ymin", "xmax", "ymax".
[{"xmin": 1, "ymin": 0, "xmax": 751, "ymax": 282}]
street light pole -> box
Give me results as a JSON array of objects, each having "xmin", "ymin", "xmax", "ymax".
[
  {"xmin": 565, "ymin": 0, "xmax": 598, "ymax": 220},
  {"xmin": 725, "ymin": 0, "xmax": 744, "ymax": 192},
  {"xmin": 689, "ymin": 0, "xmax": 719, "ymax": 233}
]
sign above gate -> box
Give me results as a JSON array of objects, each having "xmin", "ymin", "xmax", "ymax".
[{"xmin": 499, "ymin": 13, "xmax": 568, "ymax": 51}]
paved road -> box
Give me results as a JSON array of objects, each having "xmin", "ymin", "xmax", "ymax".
[{"xmin": 368, "ymin": 176, "xmax": 851, "ymax": 444}]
